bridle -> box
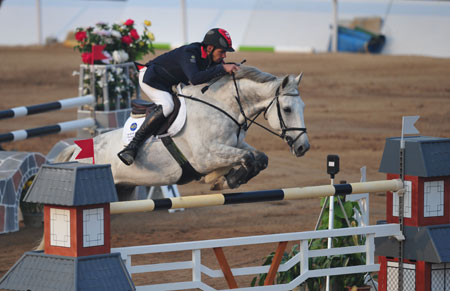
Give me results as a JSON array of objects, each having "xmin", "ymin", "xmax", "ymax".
[
  {"xmin": 262, "ymin": 86, "xmax": 307, "ymax": 148},
  {"xmin": 178, "ymin": 72, "xmax": 307, "ymax": 147}
]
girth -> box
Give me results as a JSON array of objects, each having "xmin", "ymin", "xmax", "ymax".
[{"xmin": 160, "ymin": 136, "xmax": 203, "ymax": 185}]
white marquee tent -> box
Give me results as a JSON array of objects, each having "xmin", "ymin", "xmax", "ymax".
[{"xmin": 1, "ymin": 0, "xmax": 450, "ymax": 57}]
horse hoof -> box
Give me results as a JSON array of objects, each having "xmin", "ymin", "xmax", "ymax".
[
  {"xmin": 255, "ymin": 152, "xmax": 269, "ymax": 169},
  {"xmin": 210, "ymin": 176, "xmax": 226, "ymax": 190},
  {"xmin": 210, "ymin": 181, "xmax": 224, "ymax": 191},
  {"xmin": 225, "ymin": 167, "xmax": 248, "ymax": 189}
]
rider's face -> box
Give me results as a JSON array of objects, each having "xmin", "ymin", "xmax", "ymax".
[
  {"xmin": 207, "ymin": 46, "xmax": 227, "ymax": 63},
  {"xmin": 212, "ymin": 48, "xmax": 227, "ymax": 63}
]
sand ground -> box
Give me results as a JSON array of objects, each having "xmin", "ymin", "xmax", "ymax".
[{"xmin": 0, "ymin": 45, "xmax": 449, "ymax": 289}]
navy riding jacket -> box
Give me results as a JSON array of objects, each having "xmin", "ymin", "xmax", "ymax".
[{"xmin": 143, "ymin": 42, "xmax": 226, "ymax": 92}]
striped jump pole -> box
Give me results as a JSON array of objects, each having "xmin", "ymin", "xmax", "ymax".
[
  {"xmin": 0, "ymin": 118, "xmax": 95, "ymax": 143},
  {"xmin": 110, "ymin": 179, "xmax": 403, "ymax": 214},
  {"xmin": 0, "ymin": 95, "xmax": 95, "ymax": 120}
]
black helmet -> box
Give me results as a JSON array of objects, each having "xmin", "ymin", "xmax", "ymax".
[{"xmin": 202, "ymin": 28, "xmax": 235, "ymax": 52}]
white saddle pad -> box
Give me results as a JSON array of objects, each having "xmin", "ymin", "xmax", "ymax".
[{"xmin": 122, "ymin": 88, "xmax": 187, "ymax": 145}]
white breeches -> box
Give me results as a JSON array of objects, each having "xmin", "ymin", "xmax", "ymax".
[{"xmin": 139, "ymin": 68, "xmax": 174, "ymax": 117}]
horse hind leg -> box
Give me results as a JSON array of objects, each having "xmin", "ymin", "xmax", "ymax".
[
  {"xmin": 116, "ymin": 184, "xmax": 139, "ymax": 201},
  {"xmin": 204, "ymin": 166, "xmax": 233, "ymax": 184},
  {"xmin": 36, "ymin": 234, "xmax": 45, "ymax": 251},
  {"xmin": 203, "ymin": 166, "xmax": 233, "ymax": 190}
]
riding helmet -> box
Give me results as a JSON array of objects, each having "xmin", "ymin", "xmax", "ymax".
[{"xmin": 202, "ymin": 28, "xmax": 235, "ymax": 52}]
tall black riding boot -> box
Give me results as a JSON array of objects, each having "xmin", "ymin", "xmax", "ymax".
[{"xmin": 118, "ymin": 105, "xmax": 165, "ymax": 166}]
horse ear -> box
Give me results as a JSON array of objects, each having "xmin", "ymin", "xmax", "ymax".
[
  {"xmin": 295, "ymin": 72, "xmax": 303, "ymax": 86},
  {"xmin": 281, "ymin": 75, "xmax": 290, "ymax": 89}
]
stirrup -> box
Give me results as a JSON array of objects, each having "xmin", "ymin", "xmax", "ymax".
[{"xmin": 118, "ymin": 148, "xmax": 136, "ymax": 166}]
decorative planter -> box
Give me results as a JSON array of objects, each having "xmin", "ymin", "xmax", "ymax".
[
  {"xmin": 78, "ymin": 62, "xmax": 140, "ymax": 112},
  {"xmin": 76, "ymin": 62, "xmax": 141, "ymax": 138}
]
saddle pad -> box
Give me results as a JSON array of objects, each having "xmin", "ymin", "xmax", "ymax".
[{"xmin": 122, "ymin": 95, "xmax": 186, "ymax": 145}]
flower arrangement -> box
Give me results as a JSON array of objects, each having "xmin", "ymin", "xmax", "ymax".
[
  {"xmin": 73, "ymin": 19, "xmax": 155, "ymax": 110},
  {"xmin": 74, "ymin": 18, "xmax": 155, "ymax": 64}
]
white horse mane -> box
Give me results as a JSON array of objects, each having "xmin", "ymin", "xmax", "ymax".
[{"xmin": 233, "ymin": 65, "xmax": 277, "ymax": 83}]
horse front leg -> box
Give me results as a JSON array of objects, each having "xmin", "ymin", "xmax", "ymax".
[
  {"xmin": 239, "ymin": 141, "xmax": 269, "ymax": 178},
  {"xmin": 199, "ymin": 142, "xmax": 268, "ymax": 190},
  {"xmin": 225, "ymin": 150, "xmax": 268, "ymax": 189}
]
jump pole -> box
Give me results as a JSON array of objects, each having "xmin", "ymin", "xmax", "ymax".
[
  {"xmin": 110, "ymin": 179, "xmax": 403, "ymax": 214},
  {"xmin": 0, "ymin": 95, "xmax": 95, "ymax": 120},
  {"xmin": 0, "ymin": 118, "xmax": 95, "ymax": 142}
]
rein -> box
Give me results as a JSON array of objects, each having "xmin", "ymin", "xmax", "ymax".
[{"xmin": 178, "ymin": 73, "xmax": 307, "ymax": 146}]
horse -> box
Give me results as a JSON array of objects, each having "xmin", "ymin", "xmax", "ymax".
[{"xmin": 55, "ymin": 65, "xmax": 310, "ymax": 194}]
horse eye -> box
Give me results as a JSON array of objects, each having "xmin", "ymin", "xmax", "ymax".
[{"xmin": 283, "ymin": 107, "xmax": 292, "ymax": 113}]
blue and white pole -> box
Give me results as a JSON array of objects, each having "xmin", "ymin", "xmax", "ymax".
[
  {"xmin": 0, "ymin": 95, "xmax": 94, "ymax": 120},
  {"xmin": 0, "ymin": 118, "xmax": 95, "ymax": 142}
]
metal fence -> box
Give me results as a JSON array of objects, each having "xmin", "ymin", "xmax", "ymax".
[
  {"xmin": 386, "ymin": 261, "xmax": 416, "ymax": 291},
  {"xmin": 432, "ymin": 263, "xmax": 450, "ymax": 291}
]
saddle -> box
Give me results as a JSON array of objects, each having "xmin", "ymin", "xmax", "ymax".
[
  {"xmin": 130, "ymin": 94, "xmax": 181, "ymax": 136},
  {"xmin": 128, "ymin": 95, "xmax": 202, "ymax": 184}
]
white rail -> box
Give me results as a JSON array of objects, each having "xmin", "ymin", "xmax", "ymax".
[{"xmin": 112, "ymin": 224, "xmax": 403, "ymax": 291}]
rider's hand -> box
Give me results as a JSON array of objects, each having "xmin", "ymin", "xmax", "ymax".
[{"xmin": 223, "ymin": 64, "xmax": 240, "ymax": 74}]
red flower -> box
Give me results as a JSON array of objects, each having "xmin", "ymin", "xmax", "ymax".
[
  {"xmin": 124, "ymin": 19, "xmax": 134, "ymax": 26},
  {"xmin": 121, "ymin": 35, "xmax": 133, "ymax": 44},
  {"xmin": 130, "ymin": 29, "xmax": 139, "ymax": 40},
  {"xmin": 81, "ymin": 52, "xmax": 92, "ymax": 64},
  {"xmin": 75, "ymin": 31, "xmax": 87, "ymax": 42}
]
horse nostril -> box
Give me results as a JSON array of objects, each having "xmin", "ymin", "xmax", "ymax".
[
  {"xmin": 297, "ymin": 146, "xmax": 304, "ymax": 153},
  {"xmin": 286, "ymin": 136, "xmax": 294, "ymax": 147}
]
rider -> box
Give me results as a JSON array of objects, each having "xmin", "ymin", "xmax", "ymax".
[{"xmin": 118, "ymin": 28, "xmax": 240, "ymax": 166}]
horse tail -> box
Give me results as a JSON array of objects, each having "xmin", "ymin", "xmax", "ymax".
[
  {"xmin": 53, "ymin": 144, "xmax": 77, "ymax": 163},
  {"xmin": 35, "ymin": 234, "xmax": 45, "ymax": 251}
]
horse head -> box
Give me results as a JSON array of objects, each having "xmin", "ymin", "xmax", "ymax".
[{"xmin": 264, "ymin": 73, "xmax": 310, "ymax": 157}]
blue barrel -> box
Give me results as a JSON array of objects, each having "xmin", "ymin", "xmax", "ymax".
[{"xmin": 331, "ymin": 26, "xmax": 386, "ymax": 53}]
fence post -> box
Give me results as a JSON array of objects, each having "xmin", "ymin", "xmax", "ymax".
[
  {"xmin": 366, "ymin": 233, "xmax": 375, "ymax": 265},
  {"xmin": 300, "ymin": 239, "xmax": 309, "ymax": 275},
  {"xmin": 192, "ymin": 249, "xmax": 202, "ymax": 283}
]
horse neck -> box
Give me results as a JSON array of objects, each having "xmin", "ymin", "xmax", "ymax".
[{"xmin": 236, "ymin": 78, "xmax": 279, "ymax": 118}]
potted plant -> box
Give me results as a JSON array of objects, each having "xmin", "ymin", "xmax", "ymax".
[
  {"xmin": 251, "ymin": 197, "xmax": 373, "ymax": 290},
  {"xmin": 307, "ymin": 197, "xmax": 369, "ymax": 291},
  {"xmin": 20, "ymin": 177, "xmax": 43, "ymax": 228}
]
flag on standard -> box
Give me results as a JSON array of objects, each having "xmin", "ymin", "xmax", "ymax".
[{"xmin": 402, "ymin": 116, "xmax": 420, "ymax": 135}]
